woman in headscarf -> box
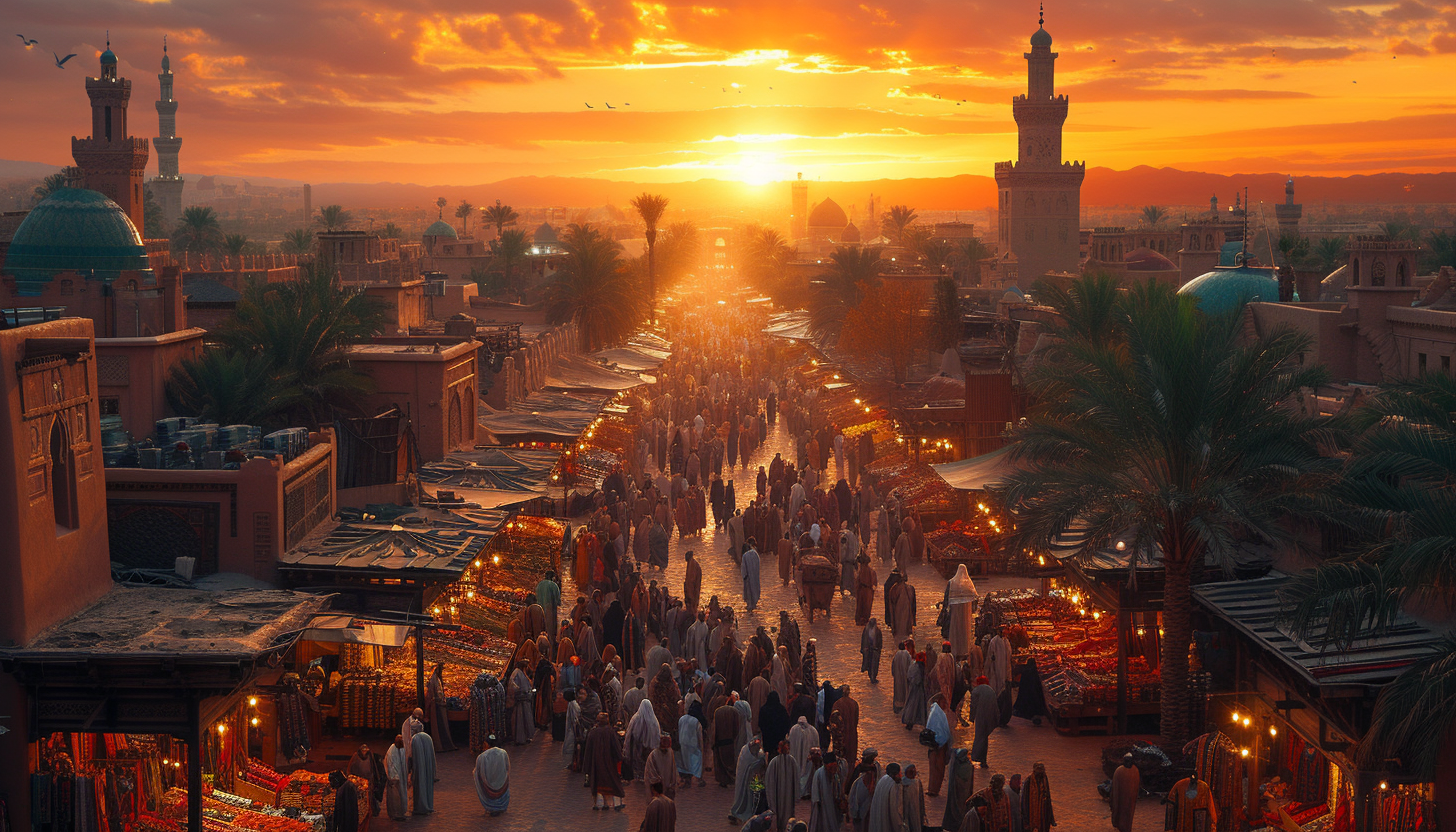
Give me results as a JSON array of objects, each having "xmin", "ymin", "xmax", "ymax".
[
  {"xmin": 602, "ymin": 600, "xmax": 626, "ymax": 657},
  {"xmin": 901, "ymin": 653, "xmax": 928, "ymax": 730},
  {"xmin": 533, "ymin": 651, "xmax": 556, "ymax": 730},
  {"xmin": 473, "ymin": 734, "xmax": 510, "ymax": 816},
  {"xmin": 1011, "ymin": 656, "xmax": 1048, "ymax": 723},
  {"xmin": 562, "ymin": 688, "xmax": 581, "ymax": 767},
  {"xmin": 506, "ymin": 661, "xmax": 535, "ymax": 744},
  {"xmin": 679, "ymin": 699, "xmax": 706, "ymax": 787},
  {"xmin": 601, "ymin": 666, "xmax": 622, "ymax": 727},
  {"xmin": 574, "ymin": 680, "xmax": 603, "ymax": 769},
  {"xmin": 925, "ymin": 693, "xmax": 952, "ymax": 797},
  {"xmin": 770, "ymin": 646, "xmax": 793, "ymax": 704},
  {"xmin": 624, "ymin": 698, "xmax": 661, "ymax": 780},
  {"xmin": 601, "ymin": 643, "xmax": 625, "ymax": 685},
  {"xmin": 759, "ymin": 691, "xmax": 792, "ymax": 759},
  {"xmin": 800, "ymin": 639, "xmax": 819, "ymax": 693}
]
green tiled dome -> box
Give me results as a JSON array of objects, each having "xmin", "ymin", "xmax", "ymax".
[
  {"xmin": 3, "ymin": 187, "xmax": 152, "ymax": 296},
  {"xmin": 424, "ymin": 220, "xmax": 458, "ymax": 238},
  {"xmin": 1177, "ymin": 266, "xmax": 1280, "ymax": 315}
]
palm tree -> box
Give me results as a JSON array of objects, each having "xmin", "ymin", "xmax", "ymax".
[
  {"xmin": 378, "ymin": 222, "xmax": 404, "ymax": 240},
  {"xmin": 1276, "ymin": 232, "xmax": 1310, "ymax": 269},
  {"xmin": 483, "ymin": 200, "xmax": 519, "ymax": 237},
  {"xmin": 1032, "ymin": 271, "xmax": 1123, "ymax": 349},
  {"xmin": 455, "ymin": 200, "xmax": 474, "ymax": 237},
  {"xmin": 1423, "ymin": 229, "xmax": 1456, "ymax": 271},
  {"xmin": 631, "ymin": 193, "xmax": 669, "ymax": 323},
  {"xmin": 215, "ymin": 263, "xmax": 388, "ymax": 427},
  {"xmin": 171, "ymin": 206, "xmax": 225, "ymax": 254},
  {"xmin": 1312, "ymin": 237, "xmax": 1347, "ymax": 275},
  {"xmin": 542, "ymin": 223, "xmax": 645, "ymax": 351},
  {"xmin": 32, "ymin": 172, "xmax": 66, "ymax": 204},
  {"xmin": 899, "ymin": 224, "xmax": 931, "ymax": 256},
  {"xmin": 994, "ymin": 277, "xmax": 1338, "ymax": 747},
  {"xmin": 223, "ymin": 233, "xmax": 249, "ymax": 280},
  {"xmin": 741, "ymin": 225, "xmax": 800, "ymax": 305},
  {"xmin": 1281, "ymin": 373, "xmax": 1456, "ymax": 779},
  {"xmin": 929, "ymin": 275, "xmax": 961, "ymax": 351},
  {"xmin": 920, "ymin": 239, "xmax": 955, "ymax": 272},
  {"xmin": 653, "ymin": 221, "xmax": 702, "ymax": 287},
  {"xmin": 165, "ymin": 350, "xmax": 300, "ymax": 428},
  {"xmin": 281, "ymin": 229, "xmax": 314, "ymax": 255},
  {"xmin": 880, "ymin": 204, "xmax": 919, "ymax": 243},
  {"xmin": 808, "ymin": 246, "xmax": 882, "ymax": 343},
  {"xmin": 490, "ymin": 228, "xmax": 531, "ymax": 295},
  {"xmin": 1139, "ymin": 205, "xmax": 1168, "ymax": 228},
  {"xmin": 435, "ymin": 197, "xmax": 448, "ymax": 220},
  {"xmin": 141, "ymin": 185, "xmax": 165, "ymax": 239},
  {"xmin": 959, "ymin": 237, "xmax": 992, "ymax": 286},
  {"xmin": 314, "ymin": 204, "xmax": 353, "ymax": 232}
]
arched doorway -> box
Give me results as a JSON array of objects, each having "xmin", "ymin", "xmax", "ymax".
[{"xmin": 50, "ymin": 418, "xmax": 77, "ymax": 530}]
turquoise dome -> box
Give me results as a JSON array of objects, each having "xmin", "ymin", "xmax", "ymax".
[
  {"xmin": 424, "ymin": 220, "xmax": 458, "ymax": 239},
  {"xmin": 100, "ymin": 48, "xmax": 117, "ymax": 65},
  {"xmin": 1177, "ymin": 266, "xmax": 1280, "ymax": 314},
  {"xmin": 1031, "ymin": 26, "xmax": 1053, "ymax": 47},
  {"xmin": 3, "ymin": 187, "xmax": 152, "ymax": 296}
]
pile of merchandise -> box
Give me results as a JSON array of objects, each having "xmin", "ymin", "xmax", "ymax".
[
  {"xmin": 279, "ymin": 772, "xmax": 368, "ymax": 820},
  {"xmin": 158, "ymin": 788, "xmax": 322, "ymax": 832},
  {"xmin": 865, "ymin": 456, "xmax": 960, "ymax": 513}
]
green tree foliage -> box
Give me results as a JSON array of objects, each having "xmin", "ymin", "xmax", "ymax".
[
  {"xmin": 920, "ymin": 239, "xmax": 955, "ymax": 272},
  {"xmin": 543, "ymin": 224, "xmax": 646, "ymax": 351},
  {"xmin": 994, "ymin": 276, "xmax": 1338, "ymax": 747},
  {"xmin": 483, "ymin": 200, "xmax": 519, "ymax": 237},
  {"xmin": 455, "ymin": 199, "xmax": 474, "ymax": 236},
  {"xmin": 378, "ymin": 222, "xmax": 404, "ymax": 240},
  {"xmin": 1423, "ymin": 229, "xmax": 1456, "ymax": 272},
  {"xmin": 740, "ymin": 225, "xmax": 801, "ymax": 306},
  {"xmin": 171, "ymin": 206, "xmax": 225, "ymax": 254},
  {"xmin": 1139, "ymin": 205, "xmax": 1168, "ymax": 228},
  {"xmin": 1277, "ymin": 232, "xmax": 1311, "ymax": 268},
  {"xmin": 958, "ymin": 237, "xmax": 992, "ymax": 286},
  {"xmin": 1280, "ymin": 373, "xmax": 1456, "ymax": 778},
  {"xmin": 166, "ymin": 264, "xmax": 389, "ymax": 429},
  {"xmin": 314, "ymin": 204, "xmax": 353, "ymax": 232},
  {"xmin": 165, "ymin": 350, "xmax": 301, "ymax": 427},
  {"xmin": 1312, "ymin": 237, "xmax": 1347, "ymax": 275},
  {"xmin": 929, "ymin": 275, "xmax": 962, "ymax": 352},
  {"xmin": 489, "ymin": 228, "xmax": 531, "ymax": 295},
  {"xmin": 141, "ymin": 184, "xmax": 165, "ymax": 239},
  {"xmin": 880, "ymin": 204, "xmax": 918, "ymax": 243},
  {"xmin": 32, "ymin": 172, "xmax": 67, "ymax": 205},
  {"xmin": 281, "ymin": 228, "xmax": 314, "ymax": 255},
  {"xmin": 809, "ymin": 246, "xmax": 882, "ymax": 343},
  {"xmin": 631, "ymin": 193, "xmax": 669, "ymax": 323}
]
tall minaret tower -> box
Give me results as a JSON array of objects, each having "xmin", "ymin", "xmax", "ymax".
[
  {"xmin": 992, "ymin": 4, "xmax": 1084, "ymax": 288},
  {"xmin": 72, "ymin": 34, "xmax": 150, "ymax": 231},
  {"xmin": 151, "ymin": 36, "xmax": 184, "ymax": 234}
]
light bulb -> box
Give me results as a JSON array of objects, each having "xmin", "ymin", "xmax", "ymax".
[
  {"xmin": 467, "ymin": 590, "xmax": 475, "ymax": 599},
  {"xmin": 1243, "ymin": 718, "xmax": 1251, "ymax": 728},
  {"xmin": 1240, "ymin": 748, "xmax": 1249, "ymax": 758},
  {"xmin": 217, "ymin": 724, "xmax": 227, "ymax": 734},
  {"xmin": 1115, "ymin": 540, "xmax": 1126, "ymax": 552},
  {"xmin": 251, "ymin": 717, "xmax": 259, "ymax": 726},
  {"xmin": 248, "ymin": 696, "xmax": 257, "ymax": 707},
  {"xmin": 1231, "ymin": 712, "xmax": 1240, "ymax": 723},
  {"xmin": 1380, "ymin": 782, "xmax": 1388, "ymax": 790},
  {"xmin": 493, "ymin": 555, "xmax": 501, "ymax": 564},
  {"xmin": 1269, "ymin": 727, "xmax": 1277, "ymax": 737}
]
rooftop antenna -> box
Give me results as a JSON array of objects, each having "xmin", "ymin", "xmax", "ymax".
[
  {"xmin": 164, "ymin": 34, "xmax": 167, "ymax": 53},
  {"xmin": 1241, "ymin": 185, "xmax": 1249, "ymax": 262}
]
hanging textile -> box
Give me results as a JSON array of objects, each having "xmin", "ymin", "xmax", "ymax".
[{"xmin": 1183, "ymin": 731, "xmax": 1240, "ymax": 832}]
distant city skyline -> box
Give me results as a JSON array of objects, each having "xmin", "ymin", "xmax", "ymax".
[{"xmin": 3, "ymin": 0, "xmax": 1453, "ymax": 186}]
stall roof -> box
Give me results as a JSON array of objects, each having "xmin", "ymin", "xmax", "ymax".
[
  {"xmin": 1193, "ymin": 574, "xmax": 1445, "ymax": 691},
  {"xmin": 303, "ymin": 614, "xmax": 411, "ymax": 647},
  {"xmin": 478, "ymin": 390, "xmax": 611, "ymax": 439},
  {"xmin": 1, "ymin": 586, "xmax": 329, "ymax": 660},
  {"xmin": 546, "ymin": 354, "xmax": 649, "ymax": 392},
  {"xmin": 763, "ymin": 311, "xmax": 814, "ymax": 341},
  {"xmin": 281, "ymin": 504, "xmax": 504, "ymax": 575},
  {"xmin": 419, "ymin": 447, "xmax": 560, "ymax": 509},
  {"xmin": 932, "ymin": 446, "xmax": 1016, "ymax": 492}
]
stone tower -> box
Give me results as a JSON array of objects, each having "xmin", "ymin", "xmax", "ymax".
[
  {"xmin": 993, "ymin": 5, "xmax": 1084, "ymax": 289},
  {"xmin": 151, "ymin": 37, "xmax": 184, "ymax": 233},
  {"xmin": 72, "ymin": 37, "xmax": 150, "ymax": 232},
  {"xmin": 790, "ymin": 173, "xmax": 808, "ymax": 241},
  {"xmin": 1274, "ymin": 176, "xmax": 1302, "ymax": 237}
]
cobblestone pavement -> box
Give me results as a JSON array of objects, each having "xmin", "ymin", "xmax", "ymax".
[{"xmin": 348, "ymin": 417, "xmax": 1167, "ymax": 831}]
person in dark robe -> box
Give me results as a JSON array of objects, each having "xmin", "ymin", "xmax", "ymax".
[
  {"xmin": 730, "ymin": 739, "xmax": 767, "ymax": 823},
  {"xmin": 969, "ymin": 677, "xmax": 997, "ymax": 768},
  {"xmin": 409, "ymin": 728, "xmax": 436, "ymax": 814},
  {"xmin": 329, "ymin": 771, "xmax": 360, "ymax": 832},
  {"xmin": 787, "ymin": 683, "xmax": 817, "ymax": 726},
  {"xmin": 1011, "ymin": 656, "xmax": 1048, "ymax": 723},
  {"xmin": 714, "ymin": 695, "xmax": 745, "ymax": 786},
  {"xmin": 640, "ymin": 781, "xmax": 677, "ymax": 832},
  {"xmin": 584, "ymin": 712, "xmax": 626, "ymax": 810},
  {"xmin": 765, "ymin": 739, "xmax": 799, "ymax": 831},
  {"xmin": 1109, "ymin": 753, "xmax": 1140, "ymax": 832},
  {"xmin": 347, "ymin": 744, "xmax": 382, "ymax": 816},
  {"xmin": 828, "ymin": 686, "xmax": 859, "ymax": 767},
  {"xmin": 971, "ymin": 773, "xmax": 1020, "ymax": 832},
  {"xmin": 760, "ymin": 690, "xmax": 793, "ymax": 751},
  {"xmin": 684, "ymin": 551, "xmax": 703, "ymax": 610},
  {"xmin": 602, "ymin": 600, "xmax": 626, "ymax": 657},
  {"xmin": 1020, "ymin": 761, "xmax": 1056, "ymax": 832},
  {"xmin": 854, "ymin": 557, "xmax": 877, "ymax": 626},
  {"xmin": 716, "ymin": 636, "xmax": 745, "ymax": 694},
  {"xmin": 425, "ymin": 663, "xmax": 456, "ymax": 752},
  {"xmin": 860, "ymin": 619, "xmax": 883, "ymax": 682},
  {"xmin": 941, "ymin": 749, "xmax": 976, "ymax": 831},
  {"xmin": 533, "ymin": 655, "xmax": 556, "ymax": 730},
  {"xmin": 900, "ymin": 654, "xmax": 928, "ymax": 730}
]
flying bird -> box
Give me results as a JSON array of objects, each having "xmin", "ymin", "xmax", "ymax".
[
  {"xmin": 584, "ymin": 102, "xmax": 593, "ymax": 108},
  {"xmin": 16, "ymin": 34, "xmax": 38, "ymax": 49},
  {"xmin": 605, "ymin": 102, "xmax": 615, "ymax": 109},
  {"xmin": 623, "ymin": 102, "xmax": 631, "ymax": 106},
  {"xmin": 53, "ymin": 51, "xmax": 75, "ymax": 68}
]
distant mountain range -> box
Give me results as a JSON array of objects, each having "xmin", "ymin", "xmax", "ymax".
[{"xmin": 3, "ymin": 159, "xmax": 1451, "ymax": 211}]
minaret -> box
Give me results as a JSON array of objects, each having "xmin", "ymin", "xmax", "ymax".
[
  {"xmin": 72, "ymin": 34, "xmax": 150, "ymax": 231},
  {"xmin": 1275, "ymin": 176, "xmax": 1302, "ymax": 236},
  {"xmin": 992, "ymin": 4, "xmax": 1084, "ymax": 288},
  {"xmin": 151, "ymin": 36, "xmax": 184, "ymax": 233}
]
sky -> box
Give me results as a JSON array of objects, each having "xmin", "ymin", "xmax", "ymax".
[{"xmin": 2, "ymin": 0, "xmax": 1454, "ymax": 187}]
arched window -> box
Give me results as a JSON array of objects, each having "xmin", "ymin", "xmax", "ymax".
[
  {"xmin": 1397, "ymin": 259, "xmax": 1408, "ymax": 286},
  {"xmin": 448, "ymin": 390, "xmax": 462, "ymax": 449},
  {"xmin": 1205, "ymin": 234, "xmax": 1214, "ymax": 250},
  {"xmin": 1024, "ymin": 195, "xmax": 1036, "ymax": 214},
  {"xmin": 50, "ymin": 418, "xmax": 78, "ymax": 531},
  {"xmin": 1190, "ymin": 235, "xmax": 1200, "ymax": 251},
  {"xmin": 1352, "ymin": 258, "xmax": 1360, "ymax": 286}
]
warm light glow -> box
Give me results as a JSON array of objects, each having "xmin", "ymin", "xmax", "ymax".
[
  {"xmin": 467, "ymin": 590, "xmax": 475, "ymax": 598},
  {"xmin": 1243, "ymin": 718, "xmax": 1251, "ymax": 727},
  {"xmin": 1231, "ymin": 711, "xmax": 1240, "ymax": 723},
  {"xmin": 1269, "ymin": 726, "xmax": 1277, "ymax": 736},
  {"xmin": 1380, "ymin": 782, "xmax": 1388, "ymax": 790},
  {"xmin": 251, "ymin": 717, "xmax": 260, "ymax": 726},
  {"xmin": 433, "ymin": 606, "xmax": 442, "ymax": 614},
  {"xmin": 493, "ymin": 555, "xmax": 501, "ymax": 564},
  {"xmin": 1037, "ymin": 555, "xmax": 1045, "ymax": 566},
  {"xmin": 248, "ymin": 696, "xmax": 258, "ymax": 707},
  {"xmin": 474, "ymin": 560, "xmax": 481, "ymax": 567},
  {"xmin": 1240, "ymin": 748, "xmax": 1250, "ymax": 758},
  {"xmin": 217, "ymin": 724, "xmax": 227, "ymax": 734},
  {"xmin": 1115, "ymin": 540, "xmax": 1126, "ymax": 552},
  {"xmin": 1093, "ymin": 611, "xmax": 1101, "ymax": 620}
]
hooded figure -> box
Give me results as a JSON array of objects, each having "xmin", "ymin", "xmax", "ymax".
[
  {"xmin": 329, "ymin": 771, "xmax": 359, "ymax": 832},
  {"xmin": 741, "ymin": 543, "xmax": 763, "ymax": 611},
  {"xmin": 789, "ymin": 717, "xmax": 818, "ymax": 797},
  {"xmin": 759, "ymin": 691, "xmax": 793, "ymax": 756},
  {"xmin": 473, "ymin": 737, "xmax": 510, "ymax": 815},
  {"xmin": 808, "ymin": 756, "xmax": 844, "ymax": 832},
  {"xmin": 860, "ymin": 620, "xmax": 883, "ymax": 682},
  {"xmin": 942, "ymin": 749, "xmax": 976, "ymax": 831},
  {"xmin": 584, "ymin": 713, "xmax": 626, "ymax": 809},
  {"xmin": 645, "ymin": 732, "xmax": 677, "ymax": 798},
  {"xmin": 409, "ymin": 728, "xmax": 436, "ymax": 814},
  {"xmin": 678, "ymin": 707, "xmax": 705, "ymax": 783},
  {"xmin": 1012, "ymin": 656, "xmax": 1049, "ymax": 722},
  {"xmin": 1020, "ymin": 761, "xmax": 1056, "ymax": 832},
  {"xmin": 730, "ymin": 739, "xmax": 767, "ymax": 823},
  {"xmin": 968, "ymin": 678, "xmax": 997, "ymax": 766},
  {"xmin": 867, "ymin": 767, "xmax": 905, "ymax": 832},
  {"xmin": 625, "ymin": 698, "xmax": 663, "ymax": 778},
  {"xmin": 714, "ymin": 696, "xmax": 745, "ymax": 786},
  {"xmin": 384, "ymin": 736, "xmax": 408, "ymax": 819},
  {"xmin": 1109, "ymin": 753, "xmax": 1140, "ymax": 832},
  {"xmin": 765, "ymin": 739, "xmax": 799, "ymax": 831}
]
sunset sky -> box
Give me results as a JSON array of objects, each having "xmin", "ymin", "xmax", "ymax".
[{"xmin": 3, "ymin": 0, "xmax": 1453, "ymax": 186}]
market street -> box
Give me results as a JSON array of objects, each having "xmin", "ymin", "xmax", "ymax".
[{"xmin": 369, "ymin": 414, "xmax": 1168, "ymax": 831}]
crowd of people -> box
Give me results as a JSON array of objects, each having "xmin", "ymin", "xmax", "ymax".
[{"xmin": 322, "ymin": 302, "xmax": 1115, "ymax": 832}]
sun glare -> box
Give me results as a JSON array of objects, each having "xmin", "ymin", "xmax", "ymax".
[{"xmin": 733, "ymin": 152, "xmax": 782, "ymax": 186}]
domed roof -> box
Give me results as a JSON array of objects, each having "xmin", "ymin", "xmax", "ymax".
[
  {"xmin": 424, "ymin": 220, "xmax": 457, "ymax": 239},
  {"xmin": 1177, "ymin": 266, "xmax": 1280, "ymax": 314},
  {"xmin": 533, "ymin": 222, "xmax": 558, "ymax": 244},
  {"xmin": 1030, "ymin": 25, "xmax": 1052, "ymax": 47},
  {"xmin": 841, "ymin": 222, "xmax": 861, "ymax": 243},
  {"xmin": 161, "ymin": 52, "xmax": 170, "ymax": 71},
  {"xmin": 100, "ymin": 48, "xmax": 117, "ymax": 65},
  {"xmin": 808, "ymin": 198, "xmax": 848, "ymax": 230},
  {"xmin": 1124, "ymin": 247, "xmax": 1177, "ymax": 272},
  {"xmin": 2, "ymin": 187, "xmax": 151, "ymax": 296}
]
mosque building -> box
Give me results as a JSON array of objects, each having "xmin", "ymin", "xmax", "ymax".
[
  {"xmin": 993, "ymin": 6, "xmax": 1084, "ymax": 289},
  {"xmin": 70, "ymin": 37, "xmax": 150, "ymax": 230},
  {"xmin": 151, "ymin": 38, "xmax": 185, "ymax": 231}
]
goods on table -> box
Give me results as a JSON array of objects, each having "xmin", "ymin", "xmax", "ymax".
[
  {"xmin": 279, "ymin": 771, "xmax": 368, "ymax": 820},
  {"xmin": 865, "ymin": 456, "xmax": 958, "ymax": 512},
  {"xmin": 158, "ymin": 787, "xmax": 323, "ymax": 832}
]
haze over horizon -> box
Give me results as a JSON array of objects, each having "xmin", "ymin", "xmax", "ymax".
[{"xmin": 4, "ymin": 0, "xmax": 1453, "ymax": 190}]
